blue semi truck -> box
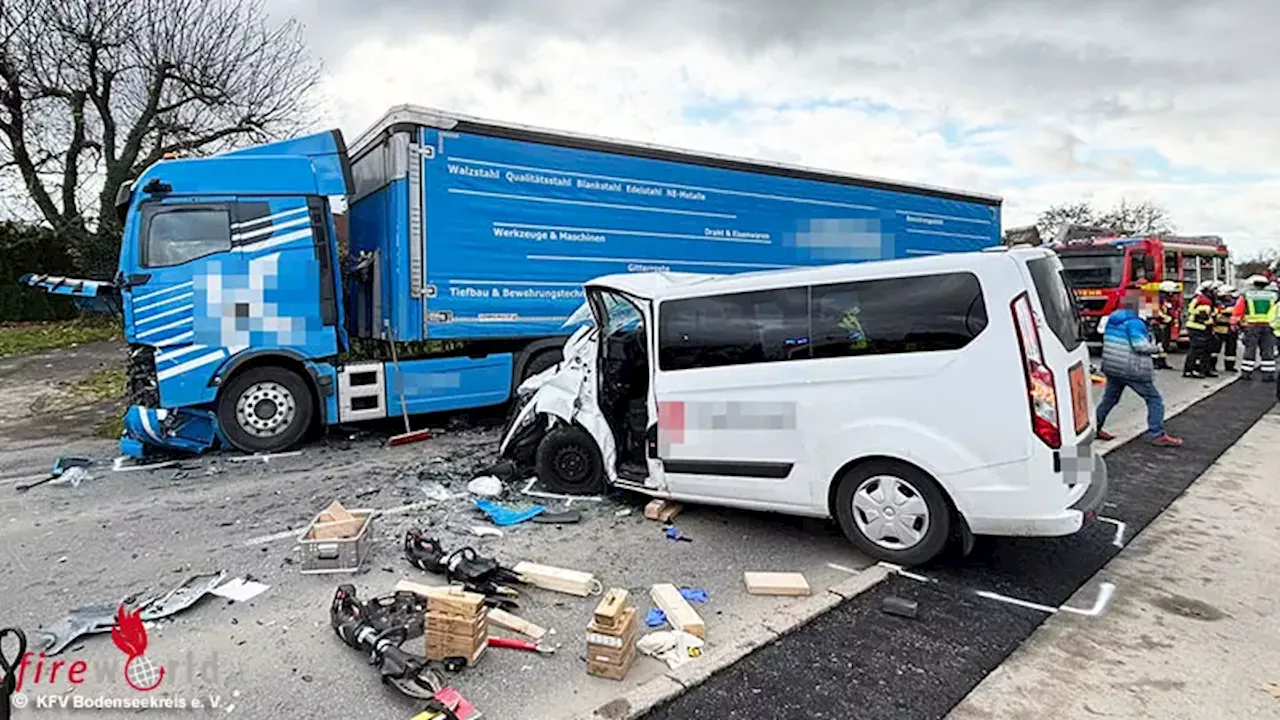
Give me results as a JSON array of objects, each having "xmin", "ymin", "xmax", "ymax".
[{"xmin": 23, "ymin": 105, "xmax": 1004, "ymax": 457}]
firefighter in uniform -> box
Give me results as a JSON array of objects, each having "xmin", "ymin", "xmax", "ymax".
[
  {"xmin": 1150, "ymin": 280, "xmax": 1177, "ymax": 369},
  {"xmin": 1214, "ymin": 285, "xmax": 1240, "ymax": 373},
  {"xmin": 1183, "ymin": 281, "xmax": 1218, "ymax": 378},
  {"xmin": 1232, "ymin": 274, "xmax": 1278, "ymax": 381}
]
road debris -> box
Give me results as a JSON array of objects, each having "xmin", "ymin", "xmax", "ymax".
[
  {"xmin": 636, "ymin": 630, "xmax": 704, "ymax": 670},
  {"xmin": 473, "ymin": 498, "xmax": 545, "ymax": 526},
  {"xmin": 211, "ymin": 578, "xmax": 271, "ymax": 603},
  {"xmin": 466, "ymin": 475, "xmax": 503, "ymax": 498},
  {"xmin": 470, "ymin": 526, "xmax": 504, "ymax": 539},
  {"xmin": 744, "ymin": 572, "xmax": 811, "ymax": 596},
  {"xmin": 421, "ymin": 481, "xmax": 453, "ymax": 503},
  {"xmin": 881, "ymin": 595, "xmax": 919, "ymax": 619},
  {"xmin": 520, "ymin": 477, "xmax": 603, "ymax": 505},
  {"xmin": 530, "ymin": 509, "xmax": 582, "ymax": 524}
]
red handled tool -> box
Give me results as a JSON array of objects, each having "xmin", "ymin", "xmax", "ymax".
[{"xmin": 487, "ymin": 636, "xmax": 554, "ymax": 654}]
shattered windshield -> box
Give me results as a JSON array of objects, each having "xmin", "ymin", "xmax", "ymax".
[
  {"xmin": 563, "ymin": 300, "xmax": 595, "ymax": 328},
  {"xmin": 564, "ymin": 293, "xmax": 643, "ymax": 334}
]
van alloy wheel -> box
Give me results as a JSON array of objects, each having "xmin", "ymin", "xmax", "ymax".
[{"xmin": 851, "ymin": 475, "xmax": 930, "ymax": 551}]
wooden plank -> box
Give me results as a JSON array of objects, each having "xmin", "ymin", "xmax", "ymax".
[
  {"xmin": 487, "ymin": 608, "xmax": 547, "ymax": 641},
  {"xmin": 394, "ymin": 579, "xmax": 465, "ymax": 598},
  {"xmin": 307, "ymin": 516, "xmax": 365, "ymax": 540},
  {"xmin": 587, "ymin": 607, "xmax": 636, "ymax": 639},
  {"xmin": 743, "ymin": 571, "xmax": 812, "ymax": 597},
  {"xmin": 650, "ymin": 583, "xmax": 704, "ymax": 639},
  {"xmin": 321, "ymin": 500, "xmax": 354, "ymax": 523},
  {"xmin": 428, "ymin": 589, "xmax": 487, "ymax": 617},
  {"xmin": 643, "ymin": 499, "xmax": 683, "ymax": 523},
  {"xmin": 513, "ymin": 561, "xmax": 597, "ymax": 597},
  {"xmin": 594, "ymin": 588, "xmax": 629, "ymax": 626}
]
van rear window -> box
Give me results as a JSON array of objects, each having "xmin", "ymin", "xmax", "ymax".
[{"xmin": 1027, "ymin": 256, "xmax": 1082, "ymax": 350}]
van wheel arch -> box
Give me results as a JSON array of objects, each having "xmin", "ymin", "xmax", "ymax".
[
  {"xmin": 827, "ymin": 455, "xmax": 962, "ymax": 566},
  {"xmin": 215, "ymin": 354, "xmax": 321, "ymax": 453}
]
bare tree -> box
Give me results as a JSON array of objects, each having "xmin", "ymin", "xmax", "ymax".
[
  {"xmin": 0, "ymin": 0, "xmax": 319, "ymax": 277},
  {"xmin": 1035, "ymin": 198, "xmax": 1177, "ymax": 241},
  {"xmin": 1096, "ymin": 199, "xmax": 1175, "ymax": 237},
  {"xmin": 1034, "ymin": 201, "xmax": 1097, "ymax": 241}
]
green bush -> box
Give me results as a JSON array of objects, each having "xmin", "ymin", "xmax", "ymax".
[{"xmin": 0, "ymin": 221, "xmax": 81, "ymax": 322}]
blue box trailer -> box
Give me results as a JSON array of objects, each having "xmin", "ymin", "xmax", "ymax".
[{"xmin": 23, "ymin": 105, "xmax": 1003, "ymax": 457}]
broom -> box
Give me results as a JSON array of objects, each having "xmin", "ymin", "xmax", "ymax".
[{"xmin": 386, "ymin": 327, "xmax": 432, "ymax": 447}]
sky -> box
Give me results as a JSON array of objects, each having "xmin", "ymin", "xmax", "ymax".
[{"xmin": 272, "ymin": 0, "xmax": 1280, "ymax": 258}]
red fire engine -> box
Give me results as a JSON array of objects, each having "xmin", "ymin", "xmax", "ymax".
[{"xmin": 1048, "ymin": 226, "xmax": 1232, "ymax": 345}]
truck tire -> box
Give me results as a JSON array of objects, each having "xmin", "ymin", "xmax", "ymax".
[
  {"xmin": 520, "ymin": 348, "xmax": 563, "ymax": 384},
  {"xmin": 217, "ymin": 366, "xmax": 314, "ymax": 454},
  {"xmin": 833, "ymin": 460, "xmax": 951, "ymax": 566},
  {"xmin": 535, "ymin": 424, "xmax": 605, "ymax": 495}
]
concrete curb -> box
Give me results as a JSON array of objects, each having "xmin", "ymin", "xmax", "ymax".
[{"xmin": 581, "ymin": 373, "xmax": 1240, "ymax": 720}]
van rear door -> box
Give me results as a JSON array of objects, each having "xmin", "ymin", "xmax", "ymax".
[{"xmin": 1018, "ymin": 251, "xmax": 1094, "ymax": 445}]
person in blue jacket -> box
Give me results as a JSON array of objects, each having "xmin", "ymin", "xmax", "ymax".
[{"xmin": 1095, "ymin": 284, "xmax": 1183, "ymax": 446}]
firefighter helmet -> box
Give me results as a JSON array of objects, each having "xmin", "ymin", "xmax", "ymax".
[
  {"xmin": 1158, "ymin": 280, "xmax": 1178, "ymax": 293},
  {"xmin": 1248, "ymin": 274, "xmax": 1270, "ymax": 287}
]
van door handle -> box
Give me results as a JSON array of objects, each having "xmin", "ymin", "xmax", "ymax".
[{"xmin": 128, "ymin": 273, "xmax": 152, "ymax": 286}]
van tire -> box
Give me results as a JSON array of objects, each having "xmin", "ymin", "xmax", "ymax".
[
  {"xmin": 217, "ymin": 366, "xmax": 314, "ymax": 454},
  {"xmin": 833, "ymin": 460, "xmax": 951, "ymax": 566},
  {"xmin": 535, "ymin": 424, "xmax": 605, "ymax": 495}
]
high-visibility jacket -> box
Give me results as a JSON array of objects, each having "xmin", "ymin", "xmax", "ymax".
[
  {"xmin": 1213, "ymin": 302, "xmax": 1235, "ymax": 334},
  {"xmin": 1234, "ymin": 289, "xmax": 1279, "ymax": 325},
  {"xmin": 1153, "ymin": 298, "xmax": 1174, "ymax": 324},
  {"xmin": 1185, "ymin": 294, "xmax": 1215, "ymax": 331}
]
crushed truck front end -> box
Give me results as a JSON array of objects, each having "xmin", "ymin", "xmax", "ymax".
[{"xmin": 108, "ymin": 131, "xmax": 352, "ymax": 458}]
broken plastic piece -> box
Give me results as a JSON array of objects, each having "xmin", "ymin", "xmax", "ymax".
[
  {"xmin": 466, "ymin": 475, "xmax": 503, "ymax": 498},
  {"xmin": 210, "ymin": 578, "xmax": 270, "ymax": 603},
  {"xmin": 421, "ymin": 482, "xmax": 453, "ymax": 503},
  {"xmin": 28, "ymin": 599, "xmax": 127, "ymax": 656},
  {"xmin": 473, "ymin": 499, "xmax": 545, "ymax": 527},
  {"xmin": 470, "ymin": 526, "xmax": 504, "ymax": 539},
  {"xmin": 140, "ymin": 571, "xmax": 226, "ymax": 621},
  {"xmin": 881, "ymin": 595, "xmax": 919, "ymax": 619}
]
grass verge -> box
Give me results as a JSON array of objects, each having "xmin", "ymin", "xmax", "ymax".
[{"xmin": 0, "ymin": 317, "xmax": 120, "ymax": 357}]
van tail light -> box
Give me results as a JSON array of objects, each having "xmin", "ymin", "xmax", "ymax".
[{"xmin": 1011, "ymin": 292, "xmax": 1061, "ymax": 449}]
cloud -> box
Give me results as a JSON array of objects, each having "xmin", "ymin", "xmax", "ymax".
[{"xmin": 281, "ymin": 0, "xmax": 1280, "ymax": 257}]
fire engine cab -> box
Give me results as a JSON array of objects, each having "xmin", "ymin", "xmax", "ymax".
[{"xmin": 1049, "ymin": 226, "xmax": 1232, "ymax": 345}]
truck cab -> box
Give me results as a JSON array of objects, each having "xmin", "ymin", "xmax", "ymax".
[{"xmin": 109, "ymin": 132, "xmax": 352, "ymax": 455}]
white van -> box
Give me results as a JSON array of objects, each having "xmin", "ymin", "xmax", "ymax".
[{"xmin": 498, "ymin": 246, "xmax": 1107, "ymax": 565}]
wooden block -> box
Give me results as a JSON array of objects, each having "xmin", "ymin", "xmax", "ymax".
[
  {"xmin": 427, "ymin": 588, "xmax": 487, "ymax": 616},
  {"xmin": 594, "ymin": 588, "xmax": 629, "ymax": 627},
  {"xmin": 643, "ymin": 499, "xmax": 683, "ymax": 523},
  {"xmin": 393, "ymin": 579, "xmax": 465, "ymax": 598},
  {"xmin": 487, "ymin": 608, "xmax": 547, "ymax": 640},
  {"xmin": 321, "ymin": 500, "xmax": 354, "ymax": 523},
  {"xmin": 426, "ymin": 636, "xmax": 488, "ymax": 664},
  {"xmin": 587, "ymin": 641, "xmax": 636, "ymax": 680},
  {"xmin": 427, "ymin": 611, "xmax": 488, "ymax": 638},
  {"xmin": 650, "ymin": 583, "xmax": 704, "ymax": 639},
  {"xmin": 308, "ymin": 516, "xmax": 365, "ymax": 540},
  {"xmin": 513, "ymin": 561, "xmax": 597, "ymax": 597},
  {"xmin": 587, "ymin": 607, "xmax": 636, "ymax": 639},
  {"xmin": 743, "ymin": 571, "xmax": 812, "ymax": 597}
]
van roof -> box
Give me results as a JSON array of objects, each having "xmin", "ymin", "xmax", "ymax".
[{"xmin": 585, "ymin": 246, "xmax": 1052, "ymax": 300}]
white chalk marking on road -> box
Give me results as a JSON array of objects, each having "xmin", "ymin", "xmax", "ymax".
[
  {"xmin": 0, "ymin": 472, "xmax": 48, "ymax": 487},
  {"xmin": 1097, "ymin": 516, "xmax": 1127, "ymax": 547},
  {"xmin": 242, "ymin": 499, "xmax": 441, "ymax": 546},
  {"xmin": 876, "ymin": 561, "xmax": 934, "ymax": 583},
  {"xmin": 1059, "ymin": 582, "xmax": 1117, "ymax": 617},
  {"xmin": 227, "ymin": 450, "xmax": 303, "ymax": 463},
  {"xmin": 974, "ymin": 589, "xmax": 1060, "ymax": 615},
  {"xmin": 826, "ymin": 562, "xmax": 861, "ymax": 574}
]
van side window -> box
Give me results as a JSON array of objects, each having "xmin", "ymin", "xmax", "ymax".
[
  {"xmin": 142, "ymin": 206, "xmax": 232, "ymax": 268},
  {"xmin": 658, "ymin": 287, "xmax": 809, "ymax": 371},
  {"xmin": 810, "ymin": 273, "xmax": 988, "ymax": 358}
]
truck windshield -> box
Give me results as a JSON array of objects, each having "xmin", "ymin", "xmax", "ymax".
[{"xmin": 1059, "ymin": 252, "xmax": 1125, "ymax": 288}]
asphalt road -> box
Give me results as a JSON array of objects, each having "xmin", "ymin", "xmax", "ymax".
[{"xmin": 640, "ymin": 378, "xmax": 1276, "ymax": 720}]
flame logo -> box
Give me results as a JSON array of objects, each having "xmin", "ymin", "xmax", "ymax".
[{"xmin": 111, "ymin": 604, "xmax": 165, "ymax": 692}]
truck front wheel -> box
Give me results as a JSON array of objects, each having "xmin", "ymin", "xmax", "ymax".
[{"xmin": 217, "ymin": 366, "xmax": 314, "ymax": 453}]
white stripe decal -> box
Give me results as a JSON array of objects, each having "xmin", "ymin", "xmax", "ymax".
[
  {"xmin": 155, "ymin": 331, "xmax": 194, "ymax": 347},
  {"xmin": 133, "ymin": 281, "xmax": 194, "ymax": 303},
  {"xmin": 526, "ymin": 253, "xmax": 794, "ymax": 270},
  {"xmin": 135, "ymin": 304, "xmax": 192, "ymax": 326},
  {"xmin": 157, "ymin": 350, "xmax": 226, "ymax": 381},
  {"xmin": 156, "ymin": 344, "xmax": 209, "ymax": 363},
  {"xmin": 236, "ymin": 228, "xmax": 314, "ymax": 254},
  {"xmin": 230, "ymin": 206, "xmax": 308, "ymax": 230},
  {"xmin": 447, "ymin": 188, "xmax": 738, "ymax": 220},
  {"xmin": 138, "ymin": 411, "xmax": 163, "ymax": 443},
  {"xmin": 134, "ymin": 292, "xmax": 193, "ymax": 314},
  {"xmin": 905, "ymin": 227, "xmax": 992, "ymax": 241},
  {"xmin": 138, "ymin": 317, "xmax": 192, "ymax": 338},
  {"xmin": 231, "ymin": 216, "xmax": 310, "ymax": 242}
]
